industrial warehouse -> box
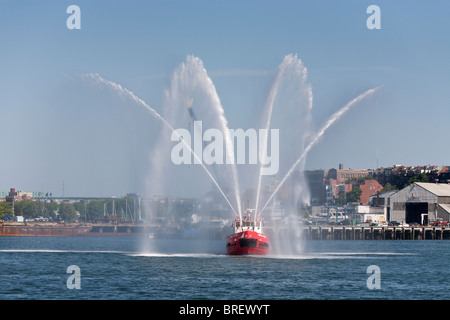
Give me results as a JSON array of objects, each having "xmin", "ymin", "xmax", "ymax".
[{"xmin": 389, "ymin": 182, "xmax": 450, "ymax": 225}]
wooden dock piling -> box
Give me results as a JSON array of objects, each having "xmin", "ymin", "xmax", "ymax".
[{"xmin": 302, "ymin": 226, "xmax": 450, "ymax": 240}]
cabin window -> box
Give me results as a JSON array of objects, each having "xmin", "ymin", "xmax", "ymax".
[{"xmin": 243, "ymin": 221, "xmax": 254, "ymax": 227}]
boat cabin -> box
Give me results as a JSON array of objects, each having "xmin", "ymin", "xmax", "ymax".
[{"xmin": 232, "ymin": 219, "xmax": 263, "ymax": 233}]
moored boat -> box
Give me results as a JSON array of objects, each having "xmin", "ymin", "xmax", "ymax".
[{"xmin": 0, "ymin": 222, "xmax": 92, "ymax": 236}]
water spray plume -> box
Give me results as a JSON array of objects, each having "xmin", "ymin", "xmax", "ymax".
[
  {"xmin": 171, "ymin": 56, "xmax": 243, "ymax": 220},
  {"xmin": 82, "ymin": 54, "xmax": 381, "ymax": 250},
  {"xmin": 82, "ymin": 73, "xmax": 240, "ymax": 218},
  {"xmin": 258, "ymin": 85, "xmax": 382, "ymax": 217},
  {"xmin": 254, "ymin": 59, "xmax": 285, "ymax": 217},
  {"xmin": 255, "ymin": 54, "xmax": 312, "ymax": 217}
]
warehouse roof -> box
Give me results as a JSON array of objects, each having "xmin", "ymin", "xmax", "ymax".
[
  {"xmin": 438, "ymin": 203, "xmax": 450, "ymax": 214},
  {"xmin": 415, "ymin": 183, "xmax": 450, "ymax": 197}
]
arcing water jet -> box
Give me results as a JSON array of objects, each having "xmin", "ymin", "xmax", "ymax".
[
  {"xmin": 82, "ymin": 54, "xmax": 382, "ymax": 256},
  {"xmin": 83, "ymin": 73, "xmax": 240, "ymax": 218},
  {"xmin": 167, "ymin": 56, "xmax": 243, "ymax": 220},
  {"xmin": 258, "ymin": 86, "xmax": 382, "ymax": 217},
  {"xmin": 255, "ymin": 54, "xmax": 313, "ymax": 219}
]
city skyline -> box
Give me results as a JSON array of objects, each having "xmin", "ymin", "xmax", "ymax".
[
  {"xmin": 1, "ymin": 1, "xmax": 450, "ymax": 198},
  {"xmin": 2, "ymin": 162, "xmax": 447, "ymax": 200}
]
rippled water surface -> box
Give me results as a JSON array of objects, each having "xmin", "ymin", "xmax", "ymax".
[{"xmin": 1, "ymin": 236, "xmax": 448, "ymax": 300}]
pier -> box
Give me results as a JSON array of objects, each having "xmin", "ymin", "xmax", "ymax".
[
  {"xmin": 85, "ymin": 223, "xmax": 161, "ymax": 236},
  {"xmin": 302, "ymin": 226, "xmax": 450, "ymax": 240}
]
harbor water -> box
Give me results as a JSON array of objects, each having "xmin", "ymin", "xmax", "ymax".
[{"xmin": 0, "ymin": 236, "xmax": 449, "ymax": 300}]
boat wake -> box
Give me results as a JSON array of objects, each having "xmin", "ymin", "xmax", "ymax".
[
  {"xmin": 0, "ymin": 249, "xmax": 229, "ymax": 258},
  {"xmin": 262, "ymin": 252, "xmax": 416, "ymax": 260},
  {"xmin": 0, "ymin": 249, "xmax": 415, "ymax": 260},
  {"xmin": 128, "ymin": 252, "xmax": 226, "ymax": 258},
  {"xmin": 0, "ymin": 249, "xmax": 133, "ymax": 254}
]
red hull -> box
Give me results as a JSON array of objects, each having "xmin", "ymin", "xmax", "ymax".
[{"xmin": 226, "ymin": 230, "xmax": 270, "ymax": 255}]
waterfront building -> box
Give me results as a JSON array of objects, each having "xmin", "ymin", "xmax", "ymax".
[
  {"xmin": 326, "ymin": 163, "xmax": 374, "ymax": 185},
  {"xmin": 359, "ymin": 179, "xmax": 383, "ymax": 205},
  {"xmin": 370, "ymin": 190, "xmax": 398, "ymax": 222},
  {"xmin": 304, "ymin": 170, "xmax": 326, "ymax": 205},
  {"xmin": 389, "ymin": 182, "xmax": 450, "ymax": 224},
  {"xmin": 5, "ymin": 188, "xmax": 33, "ymax": 202},
  {"xmin": 307, "ymin": 163, "xmax": 449, "ymax": 208},
  {"xmin": 355, "ymin": 205, "xmax": 385, "ymax": 224},
  {"xmin": 374, "ymin": 165, "xmax": 450, "ymax": 188},
  {"xmin": 325, "ymin": 179, "xmax": 352, "ymax": 204}
]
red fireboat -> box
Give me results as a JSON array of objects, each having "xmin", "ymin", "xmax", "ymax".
[{"xmin": 226, "ymin": 210, "xmax": 270, "ymax": 255}]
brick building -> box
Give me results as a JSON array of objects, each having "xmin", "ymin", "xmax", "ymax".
[{"xmin": 359, "ymin": 179, "xmax": 383, "ymax": 205}]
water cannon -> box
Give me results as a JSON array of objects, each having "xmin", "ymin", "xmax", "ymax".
[{"xmin": 186, "ymin": 98, "xmax": 197, "ymax": 121}]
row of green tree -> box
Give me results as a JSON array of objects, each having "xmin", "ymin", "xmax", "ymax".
[{"xmin": 0, "ymin": 196, "xmax": 141, "ymax": 222}]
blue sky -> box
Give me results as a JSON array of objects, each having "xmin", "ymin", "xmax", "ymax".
[{"xmin": 1, "ymin": 1, "xmax": 450, "ymax": 197}]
